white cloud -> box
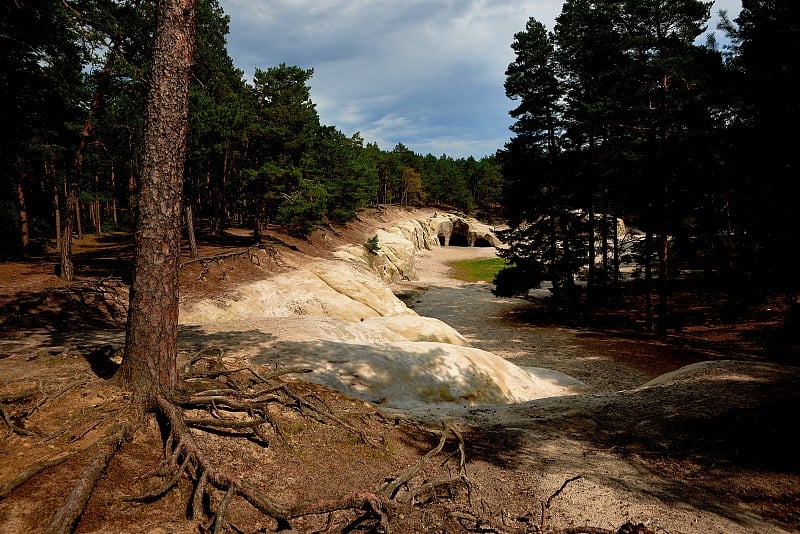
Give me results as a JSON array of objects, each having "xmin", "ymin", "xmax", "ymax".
[{"xmin": 219, "ymin": 0, "xmax": 741, "ymax": 158}]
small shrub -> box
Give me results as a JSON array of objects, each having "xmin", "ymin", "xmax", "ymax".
[{"xmin": 364, "ymin": 235, "xmax": 381, "ymax": 254}]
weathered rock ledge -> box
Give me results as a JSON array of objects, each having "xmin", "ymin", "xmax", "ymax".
[
  {"xmin": 332, "ymin": 212, "xmax": 502, "ymax": 284},
  {"xmin": 179, "ymin": 211, "xmax": 583, "ymax": 412}
]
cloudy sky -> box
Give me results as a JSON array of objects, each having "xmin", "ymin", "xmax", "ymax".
[{"xmin": 218, "ymin": 0, "xmax": 742, "ymax": 159}]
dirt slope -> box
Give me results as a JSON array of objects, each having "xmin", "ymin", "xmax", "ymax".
[{"xmin": 1, "ymin": 206, "xmax": 798, "ymax": 534}]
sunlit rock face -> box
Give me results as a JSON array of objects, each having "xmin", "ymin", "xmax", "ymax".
[
  {"xmin": 333, "ymin": 212, "xmax": 501, "ymax": 284},
  {"xmin": 334, "ymin": 218, "xmax": 439, "ymax": 283},
  {"xmin": 180, "ymin": 258, "xmax": 415, "ymax": 324},
  {"xmin": 426, "ymin": 213, "xmax": 501, "ymax": 248},
  {"xmin": 180, "ymin": 212, "xmax": 583, "ymax": 411},
  {"xmin": 428, "ymin": 215, "xmax": 454, "ymax": 246},
  {"xmin": 255, "ymin": 340, "xmax": 584, "ymax": 410}
]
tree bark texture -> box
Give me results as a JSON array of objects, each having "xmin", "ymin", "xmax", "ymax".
[
  {"xmin": 60, "ymin": 189, "xmax": 77, "ymax": 281},
  {"xmin": 16, "ymin": 179, "xmax": 30, "ymax": 256},
  {"xmin": 53, "ymin": 182, "xmax": 62, "ymax": 252},
  {"xmin": 186, "ymin": 204, "xmax": 198, "ymax": 259},
  {"xmin": 119, "ymin": 0, "xmax": 197, "ymax": 406}
]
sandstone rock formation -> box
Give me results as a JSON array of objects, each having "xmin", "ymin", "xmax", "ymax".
[
  {"xmin": 428, "ymin": 213, "xmax": 501, "ymax": 247},
  {"xmin": 333, "ymin": 212, "xmax": 501, "ymax": 284},
  {"xmin": 178, "ymin": 211, "xmax": 583, "ymax": 411}
]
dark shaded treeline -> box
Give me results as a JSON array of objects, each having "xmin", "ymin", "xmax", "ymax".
[
  {"xmin": 494, "ymin": 0, "xmax": 800, "ymax": 337},
  {"xmin": 1, "ymin": 0, "xmax": 502, "ymax": 262},
  {"xmin": 3, "ymin": 0, "xmax": 798, "ymax": 340}
]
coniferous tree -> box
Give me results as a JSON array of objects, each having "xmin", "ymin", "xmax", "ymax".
[
  {"xmin": 721, "ymin": 0, "xmax": 800, "ymax": 299},
  {"xmin": 242, "ymin": 64, "xmax": 320, "ymax": 237},
  {"xmin": 118, "ymin": 0, "xmax": 197, "ymax": 402},
  {"xmin": 186, "ymin": 0, "xmax": 248, "ymax": 240},
  {"xmin": 496, "ymin": 17, "xmax": 578, "ymax": 300},
  {"xmin": 0, "ymin": 1, "xmax": 85, "ymax": 257}
]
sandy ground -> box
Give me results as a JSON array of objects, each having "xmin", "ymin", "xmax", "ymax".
[
  {"xmin": 391, "ymin": 245, "xmax": 800, "ymax": 534},
  {"xmin": 1, "ymin": 210, "xmax": 798, "ymax": 533},
  {"xmin": 397, "ymin": 247, "xmax": 652, "ymax": 392}
]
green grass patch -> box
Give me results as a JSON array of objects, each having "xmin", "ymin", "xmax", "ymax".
[{"xmin": 449, "ymin": 257, "xmax": 510, "ymax": 283}]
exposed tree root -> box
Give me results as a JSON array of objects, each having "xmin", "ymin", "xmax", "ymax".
[
  {"xmin": 0, "ymin": 356, "xmax": 664, "ymax": 534},
  {"xmin": 0, "ymin": 450, "xmax": 77, "ymax": 500},
  {"xmin": 44, "ymin": 422, "xmax": 132, "ymax": 534},
  {"xmin": 108, "ymin": 352, "xmax": 399, "ymax": 530},
  {"xmin": 379, "ymin": 423, "xmax": 469, "ymax": 505},
  {"xmin": 560, "ymin": 523, "xmax": 655, "ymax": 534},
  {"xmin": 124, "ymin": 353, "xmax": 473, "ymax": 531},
  {"xmin": 0, "ymin": 382, "xmax": 43, "ymax": 436},
  {"xmin": 179, "ymin": 243, "xmax": 286, "ymax": 280}
]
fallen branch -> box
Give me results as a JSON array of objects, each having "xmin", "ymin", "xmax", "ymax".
[
  {"xmin": 541, "ymin": 475, "xmax": 583, "ymax": 531},
  {"xmin": 547, "ymin": 475, "xmax": 582, "ymax": 508}
]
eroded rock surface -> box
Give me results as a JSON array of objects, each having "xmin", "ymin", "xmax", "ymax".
[
  {"xmin": 333, "ymin": 212, "xmax": 501, "ymax": 283},
  {"xmin": 179, "ymin": 211, "xmax": 582, "ymax": 410}
]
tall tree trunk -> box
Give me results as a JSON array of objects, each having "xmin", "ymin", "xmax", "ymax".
[
  {"xmin": 656, "ymin": 232, "xmax": 669, "ymax": 336},
  {"xmin": 75, "ymin": 199, "xmax": 83, "ymax": 239},
  {"xmin": 118, "ymin": 0, "xmax": 197, "ymax": 406},
  {"xmin": 59, "ymin": 48, "xmax": 116, "ymax": 279},
  {"xmin": 215, "ymin": 143, "xmax": 229, "ymax": 238},
  {"xmin": 548, "ymin": 212, "xmax": 558, "ymax": 303},
  {"xmin": 94, "ymin": 174, "xmax": 102, "ymax": 236},
  {"xmin": 94, "ymin": 199, "xmax": 101, "ymax": 236},
  {"xmin": 16, "ymin": 178, "xmax": 30, "ymax": 256},
  {"xmin": 587, "ymin": 196, "xmax": 596, "ymax": 300},
  {"xmin": 253, "ymin": 198, "xmax": 264, "ymax": 242},
  {"xmin": 111, "ymin": 165, "xmax": 118, "ymax": 227},
  {"xmin": 612, "ymin": 205, "xmax": 620, "ymax": 296},
  {"xmin": 185, "ymin": 204, "xmax": 198, "ymax": 259},
  {"xmin": 644, "ymin": 229, "xmax": 653, "ymax": 333},
  {"xmin": 601, "ymin": 192, "xmax": 609, "ymax": 285},
  {"xmin": 60, "ymin": 190, "xmax": 77, "ymax": 280},
  {"xmin": 128, "ymin": 161, "xmax": 137, "ymax": 215},
  {"xmin": 53, "ymin": 184, "xmax": 61, "ymax": 252}
]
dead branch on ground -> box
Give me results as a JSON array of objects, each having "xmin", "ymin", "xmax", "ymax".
[
  {"xmin": 179, "ymin": 243, "xmax": 286, "ymax": 280},
  {"xmin": 380, "ymin": 423, "xmax": 470, "ymax": 505}
]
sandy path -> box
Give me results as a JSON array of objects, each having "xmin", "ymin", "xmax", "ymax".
[
  {"xmin": 396, "ymin": 246, "xmax": 650, "ymax": 392},
  {"xmin": 392, "ymin": 245, "xmax": 798, "ymax": 534}
]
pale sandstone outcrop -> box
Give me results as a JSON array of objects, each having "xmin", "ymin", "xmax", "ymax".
[
  {"xmin": 257, "ymin": 340, "xmax": 583, "ymax": 408},
  {"xmin": 178, "ymin": 211, "xmax": 582, "ymax": 410},
  {"xmin": 180, "ymin": 258, "xmax": 415, "ymax": 324},
  {"xmin": 362, "ymin": 315, "xmax": 469, "ymax": 346},
  {"xmin": 428, "ymin": 215, "xmax": 454, "ymax": 246},
  {"xmin": 333, "ymin": 212, "xmax": 500, "ymax": 283}
]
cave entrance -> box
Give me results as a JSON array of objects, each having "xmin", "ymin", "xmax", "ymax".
[{"xmin": 448, "ymin": 233, "xmax": 469, "ymax": 247}]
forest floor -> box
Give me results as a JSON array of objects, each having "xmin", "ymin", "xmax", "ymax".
[{"xmin": 0, "ymin": 206, "xmax": 799, "ymax": 534}]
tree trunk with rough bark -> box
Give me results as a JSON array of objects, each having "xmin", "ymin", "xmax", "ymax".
[
  {"xmin": 644, "ymin": 229, "xmax": 653, "ymax": 333},
  {"xmin": 186, "ymin": 203, "xmax": 198, "ymax": 259},
  {"xmin": 656, "ymin": 232, "xmax": 669, "ymax": 336},
  {"xmin": 16, "ymin": 178, "xmax": 30, "ymax": 256},
  {"xmin": 117, "ymin": 0, "xmax": 197, "ymax": 407},
  {"xmin": 60, "ymin": 190, "xmax": 77, "ymax": 280}
]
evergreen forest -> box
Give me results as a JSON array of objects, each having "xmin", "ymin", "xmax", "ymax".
[
  {"xmin": 2, "ymin": 0, "xmax": 799, "ymax": 337},
  {"xmin": 1, "ymin": 0, "xmax": 503, "ymax": 257},
  {"xmin": 495, "ymin": 0, "xmax": 799, "ymax": 337}
]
